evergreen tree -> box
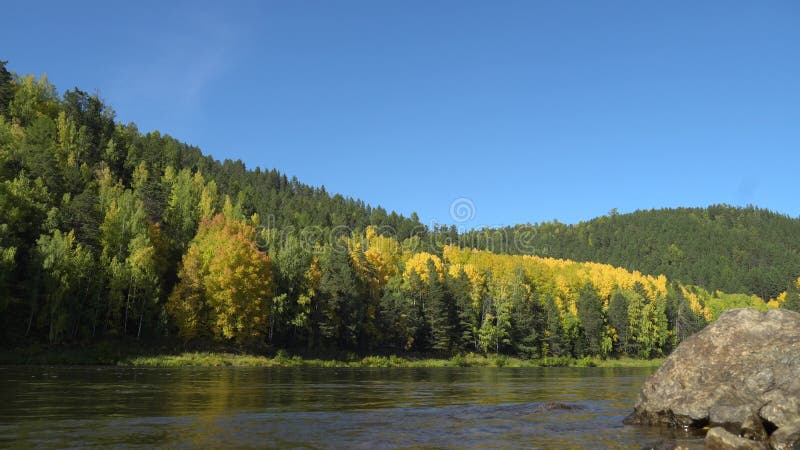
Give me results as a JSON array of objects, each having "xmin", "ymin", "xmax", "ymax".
[
  {"xmin": 782, "ymin": 280, "xmax": 800, "ymax": 313},
  {"xmin": 426, "ymin": 259, "xmax": 455, "ymax": 354},
  {"xmin": 576, "ymin": 283, "xmax": 605, "ymax": 356},
  {"xmin": 446, "ymin": 268, "xmax": 476, "ymax": 352},
  {"xmin": 542, "ymin": 294, "xmax": 566, "ymax": 357},
  {"xmin": 379, "ymin": 275, "xmax": 416, "ymax": 352},
  {"xmin": 607, "ymin": 290, "xmax": 629, "ymax": 356},
  {"xmin": 511, "ymin": 293, "xmax": 545, "ymax": 358},
  {"xmin": 0, "ymin": 61, "xmax": 14, "ymax": 117},
  {"xmin": 317, "ymin": 243, "xmax": 361, "ymax": 348}
]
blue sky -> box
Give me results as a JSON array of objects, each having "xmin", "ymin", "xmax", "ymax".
[{"xmin": 3, "ymin": 1, "xmax": 798, "ymax": 228}]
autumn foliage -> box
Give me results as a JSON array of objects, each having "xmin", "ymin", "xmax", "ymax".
[
  {"xmin": 1, "ymin": 65, "xmax": 793, "ymax": 355},
  {"xmin": 168, "ymin": 214, "xmax": 273, "ymax": 345}
]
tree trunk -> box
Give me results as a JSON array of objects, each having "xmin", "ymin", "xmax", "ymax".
[
  {"xmin": 123, "ymin": 289, "xmax": 130, "ymax": 336},
  {"xmin": 26, "ymin": 303, "xmax": 35, "ymax": 337},
  {"xmin": 137, "ymin": 297, "xmax": 144, "ymax": 339}
]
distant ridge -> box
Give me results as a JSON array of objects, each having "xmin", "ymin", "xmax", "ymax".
[{"xmin": 462, "ymin": 205, "xmax": 800, "ymax": 300}]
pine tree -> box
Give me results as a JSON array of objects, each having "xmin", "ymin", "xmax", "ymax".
[
  {"xmin": 426, "ymin": 259, "xmax": 454, "ymax": 354},
  {"xmin": 576, "ymin": 283, "xmax": 605, "ymax": 357},
  {"xmin": 781, "ymin": 279, "xmax": 800, "ymax": 312},
  {"xmin": 543, "ymin": 294, "xmax": 566, "ymax": 357},
  {"xmin": 607, "ymin": 290, "xmax": 629, "ymax": 356},
  {"xmin": 316, "ymin": 243, "xmax": 361, "ymax": 348},
  {"xmin": 0, "ymin": 61, "xmax": 14, "ymax": 117},
  {"xmin": 446, "ymin": 268, "xmax": 476, "ymax": 352}
]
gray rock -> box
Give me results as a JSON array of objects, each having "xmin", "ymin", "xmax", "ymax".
[
  {"xmin": 705, "ymin": 427, "xmax": 767, "ymax": 450},
  {"xmin": 624, "ymin": 308, "xmax": 800, "ymax": 430},
  {"xmin": 740, "ymin": 412, "xmax": 768, "ymax": 442},
  {"xmin": 770, "ymin": 420, "xmax": 800, "ymax": 450}
]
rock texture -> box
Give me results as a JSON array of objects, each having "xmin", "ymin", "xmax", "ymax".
[
  {"xmin": 741, "ymin": 413, "xmax": 769, "ymax": 442},
  {"xmin": 769, "ymin": 420, "xmax": 800, "ymax": 450},
  {"xmin": 623, "ymin": 308, "xmax": 800, "ymax": 448},
  {"xmin": 706, "ymin": 427, "xmax": 767, "ymax": 450}
]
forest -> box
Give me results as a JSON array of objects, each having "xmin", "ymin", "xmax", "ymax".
[
  {"xmin": 2, "ymin": 61, "xmax": 799, "ymax": 358},
  {"xmin": 461, "ymin": 205, "xmax": 800, "ymax": 301}
]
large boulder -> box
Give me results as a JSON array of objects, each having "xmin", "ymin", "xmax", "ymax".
[{"xmin": 625, "ymin": 308, "xmax": 800, "ymax": 445}]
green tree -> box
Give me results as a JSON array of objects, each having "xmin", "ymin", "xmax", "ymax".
[
  {"xmin": 162, "ymin": 168, "xmax": 204, "ymax": 253},
  {"xmin": 97, "ymin": 169, "xmax": 164, "ymax": 337},
  {"xmin": 402, "ymin": 269, "xmax": 429, "ymax": 351},
  {"xmin": 479, "ymin": 295, "xmax": 512, "ymax": 354},
  {"xmin": 624, "ymin": 289, "xmax": 645, "ymax": 356},
  {"xmin": 607, "ymin": 290, "xmax": 629, "ymax": 356},
  {"xmin": 576, "ymin": 284, "xmax": 606, "ymax": 357},
  {"xmin": 665, "ymin": 284, "xmax": 705, "ymax": 350},
  {"xmin": 0, "ymin": 172, "xmax": 51, "ymax": 311},
  {"xmin": 781, "ymin": 281, "xmax": 800, "ymax": 313},
  {"xmin": 446, "ymin": 268, "xmax": 476, "ymax": 352},
  {"xmin": 36, "ymin": 230, "xmax": 95, "ymax": 343},
  {"xmin": 0, "ymin": 245, "xmax": 16, "ymax": 311},
  {"xmin": 8, "ymin": 74, "xmax": 59, "ymax": 125},
  {"xmin": 316, "ymin": 243, "xmax": 361, "ymax": 348},
  {"xmin": 267, "ymin": 233, "xmax": 314, "ymax": 345},
  {"xmin": 55, "ymin": 110, "xmax": 91, "ymax": 192},
  {"xmin": 0, "ymin": 61, "xmax": 14, "ymax": 117},
  {"xmin": 426, "ymin": 259, "xmax": 456, "ymax": 354},
  {"xmin": 61, "ymin": 88, "xmax": 115, "ymax": 163},
  {"xmin": 542, "ymin": 294, "xmax": 566, "ymax": 357},
  {"xmin": 511, "ymin": 293, "xmax": 545, "ymax": 358},
  {"xmin": 379, "ymin": 275, "xmax": 417, "ymax": 352}
]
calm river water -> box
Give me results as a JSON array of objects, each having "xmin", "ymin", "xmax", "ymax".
[{"xmin": 0, "ymin": 366, "xmax": 703, "ymax": 449}]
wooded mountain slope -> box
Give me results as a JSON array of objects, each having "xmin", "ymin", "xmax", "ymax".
[
  {"xmin": 463, "ymin": 205, "xmax": 800, "ymax": 300},
  {"xmin": 1, "ymin": 61, "xmax": 797, "ymax": 356}
]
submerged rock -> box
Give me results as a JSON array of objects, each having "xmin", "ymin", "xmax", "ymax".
[
  {"xmin": 623, "ymin": 308, "xmax": 800, "ymax": 447},
  {"xmin": 532, "ymin": 401, "xmax": 585, "ymax": 412}
]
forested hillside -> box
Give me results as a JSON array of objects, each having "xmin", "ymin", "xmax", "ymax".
[
  {"xmin": 0, "ymin": 62, "xmax": 423, "ymax": 345},
  {"xmin": 463, "ymin": 206, "xmax": 800, "ymax": 300},
  {"xmin": 1, "ymin": 62, "xmax": 797, "ymax": 358}
]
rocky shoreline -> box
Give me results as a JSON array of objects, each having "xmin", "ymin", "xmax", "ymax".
[{"xmin": 624, "ymin": 308, "xmax": 800, "ymax": 449}]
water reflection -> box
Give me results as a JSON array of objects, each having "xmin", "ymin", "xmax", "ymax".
[{"xmin": 0, "ymin": 366, "xmax": 704, "ymax": 448}]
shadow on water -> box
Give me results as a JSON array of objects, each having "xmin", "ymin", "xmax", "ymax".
[{"xmin": 0, "ymin": 366, "xmax": 704, "ymax": 449}]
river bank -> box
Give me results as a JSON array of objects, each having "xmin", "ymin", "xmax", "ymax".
[
  {"xmin": 0, "ymin": 344, "xmax": 663, "ymax": 368},
  {"xmin": 123, "ymin": 352, "xmax": 664, "ymax": 368}
]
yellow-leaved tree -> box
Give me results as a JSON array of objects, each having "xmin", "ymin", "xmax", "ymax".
[
  {"xmin": 168, "ymin": 213, "xmax": 274, "ymax": 345},
  {"xmin": 403, "ymin": 252, "xmax": 444, "ymax": 282}
]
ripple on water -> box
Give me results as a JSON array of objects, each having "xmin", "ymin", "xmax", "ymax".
[{"xmin": 0, "ymin": 366, "xmax": 704, "ymax": 449}]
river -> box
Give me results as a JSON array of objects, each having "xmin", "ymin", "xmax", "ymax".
[{"xmin": 0, "ymin": 366, "xmax": 703, "ymax": 448}]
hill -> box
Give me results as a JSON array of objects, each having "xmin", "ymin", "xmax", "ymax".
[
  {"xmin": 1, "ymin": 61, "xmax": 796, "ymax": 359},
  {"xmin": 460, "ymin": 205, "xmax": 800, "ymax": 300}
]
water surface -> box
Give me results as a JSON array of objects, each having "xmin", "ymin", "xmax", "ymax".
[{"xmin": 0, "ymin": 366, "xmax": 703, "ymax": 448}]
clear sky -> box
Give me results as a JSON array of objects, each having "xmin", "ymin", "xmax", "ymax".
[{"xmin": 3, "ymin": 1, "xmax": 798, "ymax": 228}]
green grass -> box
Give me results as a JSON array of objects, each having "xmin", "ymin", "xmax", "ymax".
[
  {"xmin": 0, "ymin": 343, "xmax": 664, "ymax": 368},
  {"xmin": 123, "ymin": 352, "xmax": 279, "ymax": 367},
  {"xmin": 591, "ymin": 357, "xmax": 664, "ymax": 368},
  {"xmin": 122, "ymin": 352, "xmax": 664, "ymax": 369}
]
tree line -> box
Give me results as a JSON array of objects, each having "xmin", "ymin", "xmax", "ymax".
[
  {"xmin": 0, "ymin": 62, "xmax": 422, "ymax": 345},
  {"xmin": 461, "ymin": 205, "xmax": 800, "ymax": 301},
  {"xmin": 1, "ymin": 62, "xmax": 797, "ymax": 357}
]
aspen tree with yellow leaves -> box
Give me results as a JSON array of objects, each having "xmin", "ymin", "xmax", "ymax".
[{"xmin": 168, "ymin": 214, "xmax": 274, "ymax": 345}]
